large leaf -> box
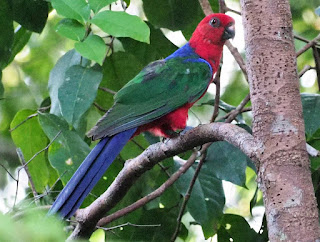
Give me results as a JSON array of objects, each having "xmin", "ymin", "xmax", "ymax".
[
  {"xmin": 12, "ymin": 0, "xmax": 48, "ymax": 33},
  {"xmin": 142, "ymin": 0, "xmax": 204, "ymax": 36},
  {"xmin": 58, "ymin": 65, "xmax": 103, "ymax": 126},
  {"xmin": 10, "ymin": 110, "xmax": 50, "ymax": 192},
  {"xmin": 217, "ymin": 214, "xmax": 260, "ymax": 242},
  {"xmin": 205, "ymin": 141, "xmax": 248, "ymax": 187},
  {"xmin": 0, "ymin": 0, "xmax": 14, "ymax": 69},
  {"xmin": 88, "ymin": 0, "xmax": 117, "ymax": 13},
  {"xmin": 49, "ymin": 49, "xmax": 84, "ymax": 116},
  {"xmin": 301, "ymin": 93, "xmax": 320, "ymax": 138},
  {"xmin": 173, "ymin": 161, "xmax": 225, "ymax": 238},
  {"xmin": 55, "ymin": 19, "xmax": 86, "ymax": 41},
  {"xmin": 75, "ymin": 35, "xmax": 107, "ymax": 65},
  {"xmin": 38, "ymin": 113, "xmax": 91, "ymax": 184},
  {"xmin": 90, "ymin": 11, "xmax": 150, "ymax": 43},
  {"xmin": 51, "ymin": 0, "xmax": 90, "ymax": 23}
]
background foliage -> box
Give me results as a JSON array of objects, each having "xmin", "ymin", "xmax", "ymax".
[{"xmin": 0, "ymin": 0, "xmax": 319, "ymax": 241}]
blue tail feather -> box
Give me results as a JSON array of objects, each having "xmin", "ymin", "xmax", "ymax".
[{"xmin": 48, "ymin": 128, "xmax": 137, "ymax": 219}]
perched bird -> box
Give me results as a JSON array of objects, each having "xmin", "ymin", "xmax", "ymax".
[{"xmin": 48, "ymin": 13, "xmax": 235, "ymax": 219}]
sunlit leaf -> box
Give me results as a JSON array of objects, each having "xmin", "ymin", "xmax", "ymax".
[
  {"xmin": 75, "ymin": 35, "xmax": 107, "ymax": 65},
  {"xmin": 10, "ymin": 110, "xmax": 50, "ymax": 192},
  {"xmin": 58, "ymin": 65, "xmax": 103, "ymax": 126},
  {"xmin": 55, "ymin": 19, "xmax": 86, "ymax": 41},
  {"xmin": 90, "ymin": 11, "xmax": 150, "ymax": 43},
  {"xmin": 0, "ymin": 211, "xmax": 67, "ymax": 241},
  {"xmin": 51, "ymin": 0, "xmax": 90, "ymax": 23}
]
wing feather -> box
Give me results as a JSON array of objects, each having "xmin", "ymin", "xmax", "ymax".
[{"xmin": 88, "ymin": 56, "xmax": 212, "ymax": 140}]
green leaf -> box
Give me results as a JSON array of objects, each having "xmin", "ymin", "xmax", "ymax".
[
  {"xmin": 58, "ymin": 65, "xmax": 103, "ymax": 126},
  {"xmin": 12, "ymin": 0, "xmax": 48, "ymax": 33},
  {"xmin": 55, "ymin": 19, "xmax": 86, "ymax": 41},
  {"xmin": 48, "ymin": 49, "xmax": 83, "ymax": 116},
  {"xmin": 88, "ymin": 0, "xmax": 117, "ymax": 13},
  {"xmin": 205, "ymin": 141, "xmax": 248, "ymax": 187},
  {"xmin": 0, "ymin": 0, "xmax": 14, "ymax": 69},
  {"xmin": 51, "ymin": 0, "xmax": 90, "ymax": 23},
  {"xmin": 75, "ymin": 35, "xmax": 107, "ymax": 65},
  {"xmin": 302, "ymin": 94, "xmax": 320, "ymax": 138},
  {"xmin": 217, "ymin": 214, "xmax": 259, "ymax": 242},
  {"xmin": 90, "ymin": 11, "xmax": 150, "ymax": 43},
  {"xmin": 9, "ymin": 26, "xmax": 32, "ymax": 64},
  {"xmin": 0, "ymin": 210, "xmax": 67, "ymax": 241},
  {"xmin": 38, "ymin": 113, "xmax": 91, "ymax": 184},
  {"xmin": 142, "ymin": 0, "xmax": 203, "ymax": 32},
  {"xmin": 173, "ymin": 161, "xmax": 225, "ymax": 238},
  {"xmin": 10, "ymin": 110, "xmax": 50, "ymax": 192}
]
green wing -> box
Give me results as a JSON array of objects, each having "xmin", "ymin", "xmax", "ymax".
[{"xmin": 88, "ymin": 57, "xmax": 212, "ymax": 140}]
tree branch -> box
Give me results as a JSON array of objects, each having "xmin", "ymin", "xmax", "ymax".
[
  {"xmin": 198, "ymin": 0, "xmax": 213, "ymax": 15},
  {"xmin": 296, "ymin": 33, "xmax": 320, "ymax": 57},
  {"xmin": 69, "ymin": 122, "xmax": 260, "ymax": 239}
]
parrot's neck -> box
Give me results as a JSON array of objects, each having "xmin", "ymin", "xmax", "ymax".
[{"xmin": 189, "ymin": 34, "xmax": 224, "ymax": 73}]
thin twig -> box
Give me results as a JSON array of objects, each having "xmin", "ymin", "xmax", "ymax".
[
  {"xmin": 97, "ymin": 222, "xmax": 161, "ymax": 232},
  {"xmin": 298, "ymin": 65, "xmax": 314, "ymax": 78},
  {"xmin": 171, "ymin": 144, "xmax": 210, "ymax": 241},
  {"xmin": 16, "ymin": 148, "xmax": 39, "ymax": 203},
  {"xmin": 198, "ymin": 0, "xmax": 213, "ymax": 15},
  {"xmin": 225, "ymin": 7, "xmax": 241, "ymax": 15},
  {"xmin": 225, "ymin": 41, "xmax": 248, "ymax": 81},
  {"xmin": 211, "ymin": 64, "xmax": 222, "ymax": 122},
  {"xmin": 225, "ymin": 94, "xmax": 251, "ymax": 123},
  {"xmin": 93, "ymin": 103, "xmax": 108, "ymax": 112},
  {"xmin": 9, "ymin": 113, "xmax": 38, "ymax": 132},
  {"xmin": 296, "ymin": 33, "xmax": 320, "ymax": 57},
  {"xmin": 98, "ymin": 86, "xmax": 117, "ymax": 95},
  {"xmin": 18, "ymin": 131, "xmax": 62, "ymax": 169},
  {"xmin": 10, "ymin": 105, "xmax": 51, "ymax": 132},
  {"xmin": 0, "ymin": 164, "xmax": 17, "ymax": 181}
]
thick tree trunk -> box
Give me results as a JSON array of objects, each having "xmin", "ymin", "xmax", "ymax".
[{"xmin": 240, "ymin": 0, "xmax": 320, "ymax": 240}]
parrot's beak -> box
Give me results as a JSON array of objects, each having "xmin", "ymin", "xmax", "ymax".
[{"xmin": 222, "ymin": 23, "xmax": 235, "ymax": 40}]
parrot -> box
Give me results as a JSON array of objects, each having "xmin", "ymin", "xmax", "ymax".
[{"xmin": 48, "ymin": 13, "xmax": 235, "ymax": 219}]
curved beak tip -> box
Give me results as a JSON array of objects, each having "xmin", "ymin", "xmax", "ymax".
[{"xmin": 223, "ymin": 24, "xmax": 235, "ymax": 40}]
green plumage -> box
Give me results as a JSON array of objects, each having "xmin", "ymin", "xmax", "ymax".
[{"xmin": 88, "ymin": 56, "xmax": 212, "ymax": 140}]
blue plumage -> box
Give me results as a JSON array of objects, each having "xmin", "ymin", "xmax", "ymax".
[{"xmin": 48, "ymin": 128, "xmax": 137, "ymax": 219}]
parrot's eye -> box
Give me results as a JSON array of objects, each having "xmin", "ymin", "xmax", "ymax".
[{"xmin": 209, "ymin": 17, "xmax": 220, "ymax": 27}]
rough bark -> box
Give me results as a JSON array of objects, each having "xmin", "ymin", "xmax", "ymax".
[{"xmin": 240, "ymin": 0, "xmax": 320, "ymax": 240}]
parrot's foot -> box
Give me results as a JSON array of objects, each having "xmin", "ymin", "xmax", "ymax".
[
  {"xmin": 161, "ymin": 126, "xmax": 194, "ymax": 143},
  {"xmin": 180, "ymin": 126, "xmax": 193, "ymax": 135}
]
